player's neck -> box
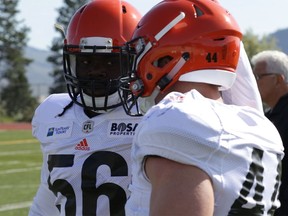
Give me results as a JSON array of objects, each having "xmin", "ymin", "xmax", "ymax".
[
  {"xmin": 84, "ymin": 109, "xmax": 101, "ymax": 118},
  {"xmin": 155, "ymin": 81, "xmax": 222, "ymax": 103}
]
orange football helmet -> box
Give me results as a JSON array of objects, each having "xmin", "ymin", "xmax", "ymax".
[
  {"xmin": 119, "ymin": 0, "xmax": 242, "ymax": 115},
  {"xmin": 63, "ymin": 0, "xmax": 141, "ymax": 112}
]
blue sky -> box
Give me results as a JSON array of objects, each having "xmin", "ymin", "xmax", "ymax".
[{"xmin": 18, "ymin": 0, "xmax": 288, "ymax": 50}]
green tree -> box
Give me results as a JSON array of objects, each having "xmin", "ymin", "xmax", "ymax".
[
  {"xmin": 48, "ymin": 0, "xmax": 88, "ymax": 94},
  {"xmin": 0, "ymin": 0, "xmax": 38, "ymax": 121},
  {"xmin": 242, "ymin": 29, "xmax": 279, "ymax": 60}
]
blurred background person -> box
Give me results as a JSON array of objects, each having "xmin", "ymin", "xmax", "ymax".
[{"xmin": 251, "ymin": 50, "xmax": 288, "ymax": 216}]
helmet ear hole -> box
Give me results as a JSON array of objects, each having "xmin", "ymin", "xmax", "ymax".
[
  {"xmin": 156, "ymin": 56, "xmax": 173, "ymax": 68},
  {"xmin": 146, "ymin": 73, "xmax": 153, "ymax": 80}
]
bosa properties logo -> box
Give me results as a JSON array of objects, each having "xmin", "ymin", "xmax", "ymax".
[{"xmin": 109, "ymin": 122, "xmax": 139, "ymax": 136}]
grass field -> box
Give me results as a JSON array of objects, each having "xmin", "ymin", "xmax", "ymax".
[{"xmin": 0, "ymin": 130, "xmax": 42, "ymax": 216}]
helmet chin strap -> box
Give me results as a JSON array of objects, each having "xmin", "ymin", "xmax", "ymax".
[
  {"xmin": 157, "ymin": 53, "xmax": 189, "ymax": 90},
  {"xmin": 81, "ymin": 91, "xmax": 121, "ymax": 113}
]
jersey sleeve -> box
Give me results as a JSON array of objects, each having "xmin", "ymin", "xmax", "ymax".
[
  {"xmin": 31, "ymin": 94, "xmax": 73, "ymax": 143},
  {"xmin": 133, "ymin": 99, "xmax": 223, "ymax": 175},
  {"xmin": 28, "ymin": 182, "xmax": 59, "ymax": 216},
  {"xmin": 29, "ymin": 94, "xmax": 73, "ymax": 216}
]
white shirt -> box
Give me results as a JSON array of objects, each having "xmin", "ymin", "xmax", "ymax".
[
  {"xmin": 126, "ymin": 90, "xmax": 283, "ymax": 216},
  {"xmin": 29, "ymin": 93, "xmax": 141, "ymax": 216}
]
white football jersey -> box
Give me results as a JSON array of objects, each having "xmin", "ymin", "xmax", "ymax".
[
  {"xmin": 125, "ymin": 90, "xmax": 284, "ymax": 216},
  {"xmin": 29, "ymin": 93, "xmax": 141, "ymax": 216}
]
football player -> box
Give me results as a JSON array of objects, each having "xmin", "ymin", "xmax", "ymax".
[
  {"xmin": 28, "ymin": 0, "xmax": 141, "ymax": 215},
  {"xmin": 118, "ymin": 0, "xmax": 284, "ymax": 215}
]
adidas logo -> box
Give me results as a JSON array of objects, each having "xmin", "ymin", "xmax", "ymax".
[{"xmin": 75, "ymin": 138, "xmax": 90, "ymax": 151}]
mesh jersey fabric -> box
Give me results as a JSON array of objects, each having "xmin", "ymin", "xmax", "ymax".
[
  {"xmin": 125, "ymin": 90, "xmax": 283, "ymax": 216},
  {"xmin": 29, "ymin": 93, "xmax": 141, "ymax": 216}
]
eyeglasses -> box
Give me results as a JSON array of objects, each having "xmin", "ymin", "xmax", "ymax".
[{"xmin": 254, "ymin": 73, "xmax": 277, "ymax": 81}]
